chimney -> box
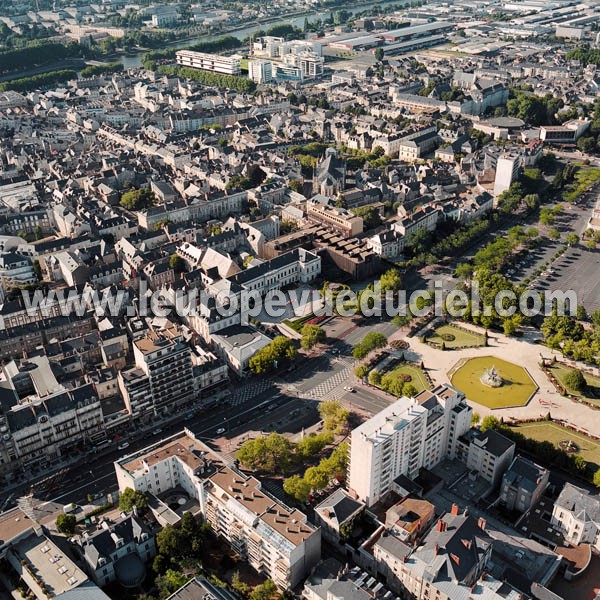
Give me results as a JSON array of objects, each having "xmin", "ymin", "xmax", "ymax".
[
  {"xmin": 478, "ymin": 517, "xmax": 486, "ymax": 531},
  {"xmin": 450, "ymin": 553, "xmax": 460, "ymax": 565},
  {"xmin": 436, "ymin": 520, "xmax": 447, "ymax": 532},
  {"xmin": 451, "ymin": 503, "xmax": 459, "ymax": 516},
  {"xmin": 434, "ymin": 543, "xmax": 439, "ymax": 556}
]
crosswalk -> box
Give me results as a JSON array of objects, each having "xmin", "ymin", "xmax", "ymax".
[
  {"xmin": 230, "ymin": 379, "xmax": 275, "ymax": 406},
  {"xmin": 308, "ymin": 366, "xmax": 353, "ymax": 400}
]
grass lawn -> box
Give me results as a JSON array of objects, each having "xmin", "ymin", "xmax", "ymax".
[
  {"xmin": 512, "ymin": 421, "xmax": 600, "ymax": 467},
  {"xmin": 427, "ymin": 324, "xmax": 485, "ymax": 349},
  {"xmin": 450, "ymin": 356, "xmax": 538, "ymax": 409},
  {"xmin": 381, "ymin": 363, "xmax": 430, "ymax": 394},
  {"xmin": 548, "ymin": 364, "xmax": 600, "ymax": 406}
]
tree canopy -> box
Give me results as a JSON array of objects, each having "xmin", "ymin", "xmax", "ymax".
[{"xmin": 120, "ymin": 187, "xmax": 155, "ymax": 211}]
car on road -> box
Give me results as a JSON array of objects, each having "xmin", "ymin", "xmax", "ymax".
[
  {"xmin": 117, "ymin": 442, "xmax": 130, "ymax": 451},
  {"xmin": 152, "ymin": 428, "xmax": 162, "ymax": 435},
  {"xmin": 216, "ymin": 427, "xmax": 226, "ymax": 435}
]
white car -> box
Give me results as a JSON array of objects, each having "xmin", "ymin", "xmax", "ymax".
[
  {"xmin": 216, "ymin": 427, "xmax": 226, "ymax": 435},
  {"xmin": 117, "ymin": 442, "xmax": 130, "ymax": 451}
]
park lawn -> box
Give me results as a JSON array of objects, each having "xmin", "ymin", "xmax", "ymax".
[
  {"xmin": 548, "ymin": 364, "xmax": 600, "ymax": 406},
  {"xmin": 427, "ymin": 324, "xmax": 485, "ymax": 349},
  {"xmin": 450, "ymin": 356, "xmax": 537, "ymax": 409},
  {"xmin": 512, "ymin": 421, "xmax": 600, "ymax": 467},
  {"xmin": 384, "ymin": 364, "xmax": 430, "ymax": 393}
]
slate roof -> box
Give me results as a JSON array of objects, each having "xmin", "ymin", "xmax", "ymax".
[{"xmin": 555, "ymin": 483, "xmax": 600, "ymax": 523}]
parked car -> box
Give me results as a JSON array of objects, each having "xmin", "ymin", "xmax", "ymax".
[
  {"xmin": 117, "ymin": 442, "xmax": 130, "ymax": 451},
  {"xmin": 216, "ymin": 427, "xmax": 226, "ymax": 435}
]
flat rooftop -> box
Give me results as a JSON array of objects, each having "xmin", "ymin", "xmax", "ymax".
[{"xmin": 14, "ymin": 532, "xmax": 88, "ymax": 596}]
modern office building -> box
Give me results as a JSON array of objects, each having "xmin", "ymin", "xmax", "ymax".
[{"xmin": 175, "ymin": 50, "xmax": 242, "ymax": 75}]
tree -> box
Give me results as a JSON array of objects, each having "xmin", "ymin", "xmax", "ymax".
[
  {"xmin": 304, "ymin": 466, "xmax": 330, "ymax": 490},
  {"xmin": 289, "ymin": 179, "xmax": 303, "ymax": 193},
  {"xmin": 455, "ymin": 262, "xmax": 474, "ymax": 281},
  {"xmin": 566, "ymin": 233, "xmax": 580, "ymax": 246},
  {"xmin": 319, "ymin": 399, "xmax": 349, "ymax": 433},
  {"xmin": 471, "ymin": 413, "xmax": 481, "ymax": 426},
  {"xmin": 352, "ymin": 332, "xmax": 387, "ymax": 359},
  {"xmin": 250, "ymin": 579, "xmax": 278, "ymax": 600},
  {"xmin": 156, "ymin": 524, "xmax": 182, "ymax": 559},
  {"xmin": 236, "ymin": 433, "xmax": 292, "ymax": 473},
  {"xmin": 403, "ymin": 383, "xmax": 418, "ymax": 397},
  {"xmin": 156, "ymin": 569, "xmax": 190, "ymax": 598},
  {"xmin": 481, "ymin": 416, "xmax": 501, "ymax": 431},
  {"xmin": 564, "ymin": 368, "xmax": 586, "ymax": 392},
  {"xmin": 232, "ymin": 571, "xmax": 252, "ymax": 598},
  {"xmin": 374, "ymin": 48, "xmax": 384, "ymax": 62},
  {"xmin": 576, "ymin": 305, "xmax": 588, "ymax": 321},
  {"xmin": 119, "ymin": 487, "xmax": 148, "ymax": 513},
  {"xmin": 120, "ymin": 187, "xmax": 154, "ymax": 211},
  {"xmin": 352, "ymin": 206, "xmax": 381, "ymax": 230},
  {"xmin": 577, "ymin": 136, "xmax": 596, "ymax": 154},
  {"xmin": 283, "ymin": 475, "xmax": 311, "ymax": 502},
  {"xmin": 593, "ymin": 469, "xmax": 600, "ymax": 489},
  {"xmin": 169, "ymin": 254, "xmax": 185, "ymax": 273},
  {"xmin": 301, "ymin": 325, "xmax": 325, "ymax": 350},
  {"xmin": 380, "ymin": 268, "xmax": 402, "ymax": 293},
  {"xmin": 56, "ymin": 513, "xmax": 76, "ymax": 534},
  {"xmin": 295, "ymin": 432, "xmax": 333, "ymax": 457},
  {"xmin": 249, "ymin": 336, "xmax": 297, "ymax": 374},
  {"xmin": 368, "ymin": 370, "xmax": 382, "ymax": 386},
  {"xmin": 355, "ymin": 364, "xmax": 369, "ymax": 379}
]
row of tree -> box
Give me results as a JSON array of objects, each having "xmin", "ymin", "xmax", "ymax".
[
  {"xmin": 157, "ymin": 65, "xmax": 256, "ymax": 93},
  {"xmin": 0, "ymin": 69, "xmax": 76, "ymax": 92}
]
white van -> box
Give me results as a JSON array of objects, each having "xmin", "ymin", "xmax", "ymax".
[{"xmin": 63, "ymin": 502, "xmax": 77, "ymax": 514}]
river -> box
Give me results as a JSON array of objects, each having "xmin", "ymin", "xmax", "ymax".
[{"xmin": 119, "ymin": 0, "xmax": 404, "ymax": 68}]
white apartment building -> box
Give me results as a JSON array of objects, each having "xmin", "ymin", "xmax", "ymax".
[
  {"xmin": 115, "ymin": 433, "xmax": 321, "ymax": 588},
  {"xmin": 248, "ymin": 59, "xmax": 273, "ymax": 84},
  {"xmin": 175, "ymin": 50, "xmax": 242, "ymax": 75},
  {"xmin": 551, "ymin": 483, "xmax": 600, "ymax": 550},
  {"xmin": 348, "ymin": 384, "xmax": 472, "ymax": 506},
  {"xmin": 493, "ymin": 154, "xmax": 521, "ymax": 197}
]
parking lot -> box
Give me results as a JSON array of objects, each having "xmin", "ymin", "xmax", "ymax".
[{"xmin": 533, "ymin": 245, "xmax": 600, "ymax": 313}]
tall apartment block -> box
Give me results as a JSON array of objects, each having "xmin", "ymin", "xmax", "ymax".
[{"xmin": 348, "ymin": 384, "xmax": 472, "ymax": 506}]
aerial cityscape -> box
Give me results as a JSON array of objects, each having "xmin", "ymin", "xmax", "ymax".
[{"xmin": 0, "ymin": 0, "xmax": 599, "ymax": 599}]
